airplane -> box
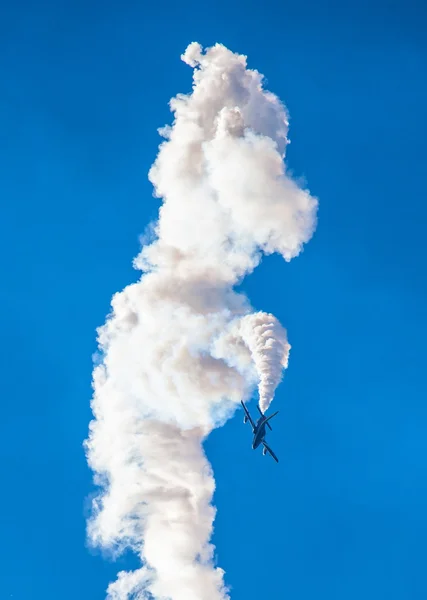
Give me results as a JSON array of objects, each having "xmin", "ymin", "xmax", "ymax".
[{"xmin": 240, "ymin": 400, "xmax": 279, "ymax": 463}]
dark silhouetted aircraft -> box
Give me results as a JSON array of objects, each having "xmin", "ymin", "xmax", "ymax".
[{"xmin": 240, "ymin": 400, "xmax": 279, "ymax": 463}]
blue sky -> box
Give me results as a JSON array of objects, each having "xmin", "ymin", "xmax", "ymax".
[{"xmin": 1, "ymin": 0, "xmax": 427, "ymax": 598}]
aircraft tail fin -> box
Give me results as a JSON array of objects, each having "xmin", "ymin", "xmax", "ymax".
[
  {"xmin": 257, "ymin": 404, "xmax": 273, "ymax": 430},
  {"xmin": 263, "ymin": 411, "xmax": 279, "ymax": 428}
]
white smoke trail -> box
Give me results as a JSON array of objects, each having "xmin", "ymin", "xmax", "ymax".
[
  {"xmin": 85, "ymin": 42, "xmax": 317, "ymax": 600},
  {"xmin": 234, "ymin": 312, "xmax": 291, "ymax": 413}
]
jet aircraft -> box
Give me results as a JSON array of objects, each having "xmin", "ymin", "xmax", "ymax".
[{"xmin": 240, "ymin": 400, "xmax": 279, "ymax": 463}]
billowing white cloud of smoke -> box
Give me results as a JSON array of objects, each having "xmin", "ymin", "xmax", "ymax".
[{"xmin": 85, "ymin": 42, "xmax": 317, "ymax": 600}]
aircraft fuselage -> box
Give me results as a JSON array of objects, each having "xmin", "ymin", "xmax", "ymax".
[{"xmin": 252, "ymin": 419, "xmax": 266, "ymax": 449}]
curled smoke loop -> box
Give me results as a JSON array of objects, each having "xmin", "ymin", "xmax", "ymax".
[{"xmin": 85, "ymin": 42, "xmax": 317, "ymax": 600}]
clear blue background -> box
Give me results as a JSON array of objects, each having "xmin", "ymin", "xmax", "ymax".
[{"xmin": 1, "ymin": 0, "xmax": 427, "ymax": 598}]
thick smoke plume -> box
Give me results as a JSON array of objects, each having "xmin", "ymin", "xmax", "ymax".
[
  {"xmin": 235, "ymin": 312, "xmax": 291, "ymax": 413},
  {"xmin": 85, "ymin": 42, "xmax": 317, "ymax": 600}
]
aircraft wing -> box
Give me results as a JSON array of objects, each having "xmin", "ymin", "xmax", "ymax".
[
  {"xmin": 241, "ymin": 401, "xmax": 256, "ymax": 432},
  {"xmin": 262, "ymin": 441, "xmax": 279, "ymax": 463}
]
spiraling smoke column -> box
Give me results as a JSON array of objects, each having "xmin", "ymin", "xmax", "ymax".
[{"xmin": 239, "ymin": 312, "xmax": 291, "ymax": 413}]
